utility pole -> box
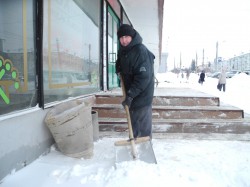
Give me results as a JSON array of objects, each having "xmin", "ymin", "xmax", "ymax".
[
  {"xmin": 202, "ymin": 48, "xmax": 204, "ymax": 68},
  {"xmin": 180, "ymin": 52, "xmax": 182, "ymax": 70},
  {"xmin": 196, "ymin": 52, "xmax": 198, "ymax": 73},
  {"xmin": 215, "ymin": 41, "xmax": 218, "ymax": 71},
  {"xmin": 174, "ymin": 57, "xmax": 176, "ymax": 70}
]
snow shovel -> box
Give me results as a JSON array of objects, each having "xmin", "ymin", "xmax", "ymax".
[{"xmin": 114, "ymin": 75, "xmax": 157, "ymax": 164}]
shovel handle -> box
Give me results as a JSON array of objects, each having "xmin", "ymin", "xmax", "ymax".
[
  {"xmin": 119, "ymin": 74, "xmax": 137, "ymax": 159},
  {"xmin": 115, "ymin": 136, "xmax": 150, "ymax": 146}
]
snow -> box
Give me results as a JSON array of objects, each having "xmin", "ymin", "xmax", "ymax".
[{"xmin": 1, "ymin": 72, "xmax": 250, "ymax": 187}]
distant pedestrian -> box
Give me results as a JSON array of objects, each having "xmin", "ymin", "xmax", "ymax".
[
  {"xmin": 199, "ymin": 70, "xmax": 205, "ymax": 85},
  {"xmin": 218, "ymin": 69, "xmax": 227, "ymax": 92},
  {"xmin": 186, "ymin": 70, "xmax": 190, "ymax": 80}
]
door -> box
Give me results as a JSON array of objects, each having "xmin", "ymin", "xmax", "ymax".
[{"xmin": 107, "ymin": 7, "xmax": 119, "ymax": 89}]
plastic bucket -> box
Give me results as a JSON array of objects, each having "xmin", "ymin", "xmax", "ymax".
[
  {"xmin": 91, "ymin": 110, "xmax": 99, "ymax": 141},
  {"xmin": 45, "ymin": 101, "xmax": 93, "ymax": 159}
]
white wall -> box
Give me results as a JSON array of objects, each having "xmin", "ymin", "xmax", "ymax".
[
  {"xmin": 0, "ymin": 95, "xmax": 96, "ymax": 180},
  {"xmin": 0, "ymin": 108, "xmax": 54, "ymax": 180}
]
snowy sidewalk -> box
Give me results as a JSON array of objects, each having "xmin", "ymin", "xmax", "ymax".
[
  {"xmin": 2, "ymin": 73, "xmax": 250, "ymax": 187},
  {"xmin": 1, "ymin": 136, "xmax": 250, "ymax": 187}
]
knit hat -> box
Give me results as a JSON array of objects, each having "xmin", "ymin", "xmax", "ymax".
[{"xmin": 117, "ymin": 24, "xmax": 136, "ymax": 38}]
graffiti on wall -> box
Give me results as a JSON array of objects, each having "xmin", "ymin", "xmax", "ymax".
[{"xmin": 0, "ymin": 56, "xmax": 21, "ymax": 104}]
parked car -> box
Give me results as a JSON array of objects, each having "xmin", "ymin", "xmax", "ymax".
[
  {"xmin": 211, "ymin": 72, "xmax": 221, "ymax": 78},
  {"xmin": 206, "ymin": 72, "xmax": 213, "ymax": 77},
  {"xmin": 243, "ymin": 70, "xmax": 250, "ymax": 75},
  {"xmin": 226, "ymin": 70, "xmax": 241, "ymax": 78}
]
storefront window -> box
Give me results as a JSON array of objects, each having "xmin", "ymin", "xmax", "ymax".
[
  {"xmin": 0, "ymin": 0, "xmax": 36, "ymax": 115},
  {"xmin": 43, "ymin": 0, "xmax": 100, "ymax": 104}
]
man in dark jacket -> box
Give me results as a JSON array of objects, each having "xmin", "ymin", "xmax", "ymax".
[
  {"xmin": 115, "ymin": 24, "xmax": 155, "ymax": 138},
  {"xmin": 199, "ymin": 70, "xmax": 205, "ymax": 85}
]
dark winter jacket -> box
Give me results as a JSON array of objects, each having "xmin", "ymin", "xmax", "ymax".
[
  {"xmin": 116, "ymin": 31, "xmax": 155, "ymax": 109},
  {"xmin": 200, "ymin": 72, "xmax": 205, "ymax": 82}
]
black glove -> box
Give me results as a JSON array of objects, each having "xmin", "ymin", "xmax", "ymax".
[
  {"xmin": 122, "ymin": 96, "xmax": 133, "ymax": 108},
  {"xmin": 115, "ymin": 59, "xmax": 121, "ymax": 74}
]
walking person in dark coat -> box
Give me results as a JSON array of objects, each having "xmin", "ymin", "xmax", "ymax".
[
  {"xmin": 115, "ymin": 24, "xmax": 155, "ymax": 138},
  {"xmin": 199, "ymin": 70, "xmax": 205, "ymax": 85}
]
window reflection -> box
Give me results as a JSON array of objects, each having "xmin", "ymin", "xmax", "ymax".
[
  {"xmin": 43, "ymin": 0, "xmax": 100, "ymax": 103},
  {"xmin": 0, "ymin": 0, "xmax": 36, "ymax": 115}
]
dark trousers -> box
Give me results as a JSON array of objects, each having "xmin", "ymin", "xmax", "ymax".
[
  {"xmin": 129, "ymin": 105, "xmax": 152, "ymax": 138},
  {"xmin": 219, "ymin": 84, "xmax": 226, "ymax": 92}
]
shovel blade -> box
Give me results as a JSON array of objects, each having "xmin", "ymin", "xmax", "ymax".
[{"xmin": 115, "ymin": 140, "xmax": 157, "ymax": 164}]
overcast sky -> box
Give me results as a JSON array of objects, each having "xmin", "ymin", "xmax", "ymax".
[{"xmin": 162, "ymin": 0, "xmax": 250, "ymax": 69}]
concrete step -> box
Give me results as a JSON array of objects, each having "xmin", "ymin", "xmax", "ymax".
[
  {"xmin": 92, "ymin": 104, "xmax": 244, "ymax": 120},
  {"xmin": 152, "ymin": 96, "xmax": 219, "ymax": 106},
  {"xmin": 94, "ymin": 88, "xmax": 249, "ymax": 135},
  {"xmin": 99, "ymin": 131, "xmax": 250, "ymax": 141},
  {"xmin": 98, "ymin": 118, "xmax": 250, "ymax": 134},
  {"xmin": 95, "ymin": 95, "xmax": 220, "ymax": 106}
]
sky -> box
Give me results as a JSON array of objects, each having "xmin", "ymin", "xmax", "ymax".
[
  {"xmin": 1, "ymin": 72, "xmax": 250, "ymax": 187},
  {"xmin": 162, "ymin": 0, "xmax": 250, "ymax": 70}
]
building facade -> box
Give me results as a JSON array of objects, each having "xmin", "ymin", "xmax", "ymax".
[
  {"xmin": 226, "ymin": 53, "xmax": 250, "ymax": 71},
  {"xmin": 0, "ymin": 0, "xmax": 164, "ymax": 180}
]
